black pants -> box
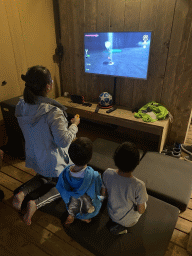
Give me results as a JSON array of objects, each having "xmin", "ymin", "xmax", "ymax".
[{"xmin": 18, "ymin": 174, "xmax": 61, "ymax": 209}]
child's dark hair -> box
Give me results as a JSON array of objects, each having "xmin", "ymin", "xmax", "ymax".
[
  {"xmin": 22, "ymin": 65, "xmax": 52, "ymax": 104},
  {"xmin": 68, "ymin": 137, "xmax": 93, "ymax": 166},
  {"xmin": 113, "ymin": 142, "xmax": 140, "ymax": 172}
]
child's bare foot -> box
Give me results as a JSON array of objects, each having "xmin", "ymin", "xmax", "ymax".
[
  {"xmin": 88, "ymin": 205, "xmax": 95, "ymax": 213},
  {"xmin": 12, "ymin": 191, "xmax": 25, "ymax": 211},
  {"xmin": 23, "ymin": 200, "xmax": 37, "ymax": 225},
  {"xmin": 81, "ymin": 219, "xmax": 91, "ymax": 223},
  {"xmin": 65, "ymin": 215, "xmax": 75, "ymax": 226}
]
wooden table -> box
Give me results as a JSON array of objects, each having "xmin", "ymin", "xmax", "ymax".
[{"xmin": 55, "ymin": 97, "xmax": 170, "ymax": 152}]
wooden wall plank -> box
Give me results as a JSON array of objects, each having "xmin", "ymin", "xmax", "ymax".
[
  {"xmin": 184, "ymin": 109, "xmax": 192, "ymax": 144},
  {"xmin": 0, "ymin": 2, "xmax": 22, "ymax": 121},
  {"xmin": 59, "ymin": 0, "xmax": 75, "ymax": 95},
  {"xmin": 110, "ymin": 0, "xmax": 125, "ymax": 32},
  {"xmin": 59, "ymin": 0, "xmax": 192, "ymax": 144},
  {"xmin": 84, "ymin": 0, "xmax": 98, "ymax": 102},
  {"xmin": 16, "ymin": 0, "xmax": 60, "ymax": 99},
  {"xmin": 89, "ymin": 0, "xmax": 114, "ymax": 103},
  {"xmin": 5, "ymin": 0, "xmax": 28, "ymax": 97},
  {"xmin": 161, "ymin": 0, "xmax": 191, "ymax": 144},
  {"xmin": 168, "ymin": 11, "xmax": 192, "ymax": 143},
  {"xmin": 71, "ymin": 0, "xmax": 85, "ymax": 97},
  {"xmin": 110, "ymin": 0, "xmax": 126, "ymax": 106},
  {"xmin": 118, "ymin": 0, "xmax": 141, "ymax": 108},
  {"xmin": 146, "ymin": 0, "xmax": 176, "ymax": 104},
  {"xmin": 97, "ymin": 0, "xmax": 111, "ymax": 31},
  {"xmin": 131, "ymin": 0, "xmax": 159, "ymax": 109}
]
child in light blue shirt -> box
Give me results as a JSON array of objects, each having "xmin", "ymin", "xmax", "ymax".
[{"xmin": 102, "ymin": 142, "xmax": 148, "ymax": 235}]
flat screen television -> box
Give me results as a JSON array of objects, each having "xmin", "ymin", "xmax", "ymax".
[{"xmin": 84, "ymin": 31, "xmax": 152, "ymax": 80}]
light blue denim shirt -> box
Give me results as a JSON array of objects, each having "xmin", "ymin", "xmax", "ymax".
[{"xmin": 15, "ymin": 96, "xmax": 78, "ymax": 177}]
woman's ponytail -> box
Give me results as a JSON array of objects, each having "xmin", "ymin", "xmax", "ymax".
[{"xmin": 22, "ymin": 66, "xmax": 52, "ymax": 104}]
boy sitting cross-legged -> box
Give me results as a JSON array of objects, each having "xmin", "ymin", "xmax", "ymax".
[
  {"xmin": 102, "ymin": 142, "xmax": 148, "ymax": 235},
  {"xmin": 56, "ymin": 137, "xmax": 104, "ymax": 226}
]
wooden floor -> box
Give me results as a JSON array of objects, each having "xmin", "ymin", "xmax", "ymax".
[{"xmin": 0, "ymin": 123, "xmax": 192, "ymax": 256}]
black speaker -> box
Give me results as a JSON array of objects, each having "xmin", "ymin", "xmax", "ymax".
[
  {"xmin": 71, "ymin": 95, "xmax": 84, "ymax": 104},
  {"xmin": 0, "ymin": 96, "xmax": 25, "ymax": 159}
]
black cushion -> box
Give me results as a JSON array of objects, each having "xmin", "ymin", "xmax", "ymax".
[
  {"xmin": 63, "ymin": 195, "xmax": 179, "ymax": 256},
  {"xmin": 89, "ymin": 138, "xmax": 144, "ymax": 174},
  {"xmin": 89, "ymin": 138, "xmax": 192, "ymax": 212},
  {"xmin": 134, "ymin": 151, "xmax": 192, "ymax": 212}
]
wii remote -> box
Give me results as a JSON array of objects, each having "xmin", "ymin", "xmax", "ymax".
[{"xmin": 106, "ymin": 107, "xmax": 117, "ymax": 113}]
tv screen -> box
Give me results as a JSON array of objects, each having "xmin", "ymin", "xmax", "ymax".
[{"xmin": 84, "ymin": 31, "xmax": 152, "ymax": 79}]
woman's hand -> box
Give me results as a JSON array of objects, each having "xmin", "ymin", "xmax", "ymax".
[{"xmin": 71, "ymin": 115, "xmax": 80, "ymax": 126}]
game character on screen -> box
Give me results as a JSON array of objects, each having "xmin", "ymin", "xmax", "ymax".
[
  {"xmin": 102, "ymin": 142, "xmax": 148, "ymax": 235},
  {"xmin": 56, "ymin": 137, "xmax": 105, "ymax": 225},
  {"xmin": 105, "ymin": 41, "xmax": 114, "ymax": 65}
]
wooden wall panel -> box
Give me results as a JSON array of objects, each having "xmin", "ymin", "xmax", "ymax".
[
  {"xmin": 145, "ymin": 0, "xmax": 176, "ymax": 103},
  {"xmin": 59, "ymin": 0, "xmax": 192, "ymax": 144},
  {"xmin": 162, "ymin": 0, "xmax": 192, "ymax": 143},
  {"xmin": 59, "ymin": 0, "xmax": 76, "ymax": 95},
  {"xmin": 84, "ymin": 0, "xmax": 98, "ymax": 102},
  {"xmin": 92, "ymin": 0, "xmax": 114, "ymax": 102},
  {"xmin": 0, "ymin": 2, "xmax": 22, "ymax": 121},
  {"xmin": 110, "ymin": 0, "xmax": 126, "ymax": 106},
  {"xmin": 119, "ymin": 0, "xmax": 141, "ymax": 108},
  {"xmin": 5, "ymin": 0, "xmax": 28, "ymax": 94},
  {"xmin": 16, "ymin": 0, "xmax": 60, "ymax": 99}
]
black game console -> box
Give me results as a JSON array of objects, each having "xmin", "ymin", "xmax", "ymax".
[{"xmin": 71, "ymin": 95, "xmax": 85, "ymax": 104}]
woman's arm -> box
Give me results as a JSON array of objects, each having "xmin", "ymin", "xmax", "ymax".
[{"xmin": 47, "ymin": 108, "xmax": 79, "ymax": 148}]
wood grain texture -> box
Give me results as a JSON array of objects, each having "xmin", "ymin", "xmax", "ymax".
[
  {"xmin": 118, "ymin": 0, "xmax": 141, "ymax": 108},
  {"xmin": 58, "ymin": 0, "xmax": 192, "ymax": 145},
  {"xmin": 161, "ymin": 0, "xmax": 192, "ymax": 144},
  {"xmin": 0, "ymin": 2, "xmax": 22, "ymax": 121},
  {"xmin": 165, "ymin": 242, "xmax": 190, "ymax": 256},
  {"xmin": 15, "ymin": 0, "xmax": 60, "ymax": 99},
  {"xmin": 170, "ymin": 229, "xmax": 189, "ymax": 249},
  {"xmin": 1, "ymin": 129, "xmax": 192, "ymax": 255},
  {"xmin": 0, "ymin": 158, "xmax": 94, "ymax": 256}
]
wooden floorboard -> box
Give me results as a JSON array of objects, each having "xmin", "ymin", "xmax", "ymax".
[
  {"xmin": 0, "ymin": 161, "xmax": 94, "ymax": 256},
  {"xmin": 1, "ymin": 123, "xmax": 192, "ymax": 256}
]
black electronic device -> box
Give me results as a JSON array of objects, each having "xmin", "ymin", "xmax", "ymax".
[
  {"xmin": 0, "ymin": 96, "xmax": 25, "ymax": 159},
  {"xmin": 71, "ymin": 95, "xmax": 85, "ymax": 104},
  {"xmin": 95, "ymin": 105, "xmax": 100, "ymax": 113},
  {"xmin": 106, "ymin": 107, "xmax": 117, "ymax": 113},
  {"xmin": 83, "ymin": 102, "xmax": 92, "ymax": 107}
]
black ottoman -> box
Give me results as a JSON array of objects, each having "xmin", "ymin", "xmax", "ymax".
[
  {"xmin": 89, "ymin": 138, "xmax": 145, "ymax": 174},
  {"xmin": 134, "ymin": 151, "xmax": 192, "ymax": 212},
  {"xmin": 89, "ymin": 138, "xmax": 192, "ymax": 212},
  {"xmin": 63, "ymin": 195, "xmax": 179, "ymax": 256}
]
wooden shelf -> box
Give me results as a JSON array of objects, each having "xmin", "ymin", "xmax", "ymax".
[{"xmin": 55, "ymin": 97, "xmax": 170, "ymax": 152}]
